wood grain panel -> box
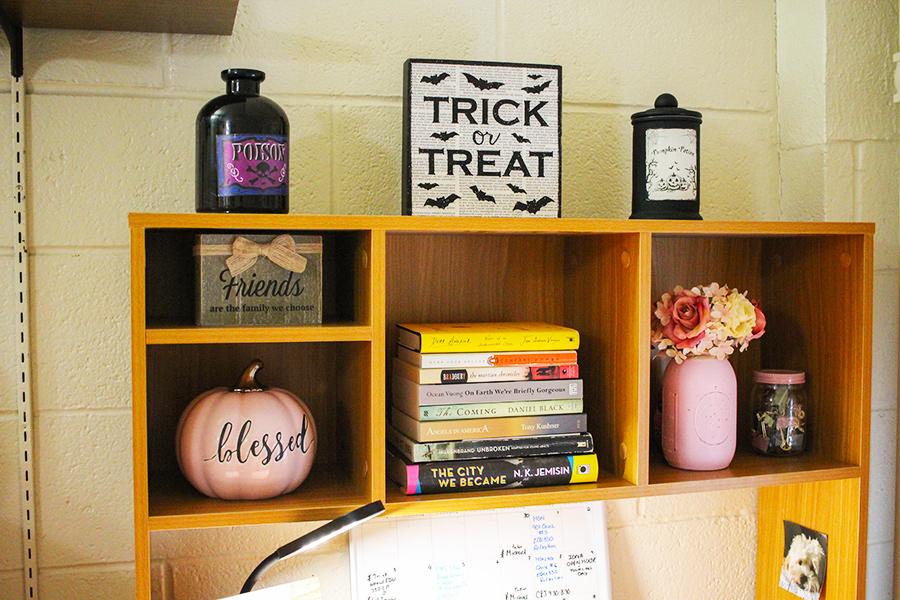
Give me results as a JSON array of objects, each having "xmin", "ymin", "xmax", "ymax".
[
  {"xmin": 756, "ymin": 479, "xmax": 862, "ymax": 599},
  {"xmin": 368, "ymin": 230, "xmax": 387, "ymax": 500},
  {"xmin": 146, "ymin": 323, "xmax": 372, "ymax": 345},
  {"xmin": 649, "ymin": 450, "xmax": 858, "ymax": 492},
  {"xmin": 146, "ymin": 343, "xmax": 350, "ymax": 473},
  {"xmin": 145, "ymin": 342, "xmax": 372, "ymax": 526},
  {"xmin": 762, "ymin": 235, "xmax": 869, "ymax": 466},
  {"xmin": 0, "ymin": 0, "xmax": 238, "ymax": 34},
  {"xmin": 651, "ymin": 236, "xmax": 763, "ymax": 452},
  {"xmin": 385, "ymin": 232, "xmax": 566, "ymax": 409},
  {"xmin": 128, "ymin": 213, "xmax": 874, "ymax": 236},
  {"xmin": 130, "ymin": 227, "xmax": 151, "ymax": 600},
  {"xmin": 149, "ymin": 471, "xmax": 369, "ymax": 530},
  {"xmin": 564, "ymin": 233, "xmax": 644, "ymax": 483},
  {"xmin": 145, "ymin": 229, "xmax": 370, "ymax": 328}
]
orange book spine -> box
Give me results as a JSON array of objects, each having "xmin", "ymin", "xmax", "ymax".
[{"xmin": 490, "ymin": 351, "xmax": 578, "ymax": 366}]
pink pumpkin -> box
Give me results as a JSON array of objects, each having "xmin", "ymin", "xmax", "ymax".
[{"xmin": 176, "ymin": 360, "xmax": 317, "ymax": 500}]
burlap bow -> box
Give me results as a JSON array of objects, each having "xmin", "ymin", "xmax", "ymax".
[{"xmin": 225, "ymin": 235, "xmax": 309, "ymax": 277}]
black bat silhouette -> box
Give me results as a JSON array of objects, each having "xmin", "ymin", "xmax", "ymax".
[
  {"xmin": 506, "ymin": 183, "xmax": 527, "ymax": 194},
  {"xmin": 463, "ymin": 72, "xmax": 504, "ymax": 90},
  {"xmin": 513, "ymin": 196, "xmax": 555, "ymax": 214},
  {"xmin": 522, "ymin": 80, "xmax": 552, "ymax": 94},
  {"xmin": 421, "ymin": 72, "xmax": 450, "ymax": 85},
  {"xmin": 527, "ymin": 73, "xmax": 543, "ymax": 80},
  {"xmin": 424, "ymin": 194, "xmax": 460, "ymax": 209},
  {"xmin": 431, "ymin": 131, "xmax": 458, "ymax": 141},
  {"xmin": 417, "ymin": 182, "xmax": 439, "ymax": 190},
  {"xmin": 469, "ymin": 185, "xmax": 495, "ymax": 203},
  {"xmin": 511, "ymin": 133, "xmax": 531, "ymax": 143}
]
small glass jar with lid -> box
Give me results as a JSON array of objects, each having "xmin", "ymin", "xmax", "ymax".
[{"xmin": 751, "ymin": 370, "xmax": 807, "ymax": 456}]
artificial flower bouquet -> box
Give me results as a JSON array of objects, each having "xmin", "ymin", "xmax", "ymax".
[{"xmin": 652, "ymin": 282, "xmax": 766, "ymax": 363}]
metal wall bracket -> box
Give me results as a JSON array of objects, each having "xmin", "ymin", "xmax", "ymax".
[
  {"xmin": 2, "ymin": 7, "xmax": 35, "ymax": 598},
  {"xmin": 0, "ymin": 8, "xmax": 23, "ymax": 77}
]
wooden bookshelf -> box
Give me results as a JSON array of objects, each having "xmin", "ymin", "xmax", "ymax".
[
  {"xmin": 0, "ymin": 0, "xmax": 238, "ymax": 35},
  {"xmin": 130, "ymin": 214, "xmax": 873, "ymax": 599}
]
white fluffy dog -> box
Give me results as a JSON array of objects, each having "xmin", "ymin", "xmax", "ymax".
[{"xmin": 782, "ymin": 533, "xmax": 825, "ymax": 593}]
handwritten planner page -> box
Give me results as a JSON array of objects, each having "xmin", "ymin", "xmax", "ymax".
[{"xmin": 350, "ymin": 501, "xmax": 611, "ymax": 600}]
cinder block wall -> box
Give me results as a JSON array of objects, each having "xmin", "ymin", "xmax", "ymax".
[{"xmin": 0, "ymin": 1, "xmax": 894, "ymax": 599}]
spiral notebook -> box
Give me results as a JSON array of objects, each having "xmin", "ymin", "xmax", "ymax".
[{"xmin": 350, "ymin": 501, "xmax": 611, "ymax": 600}]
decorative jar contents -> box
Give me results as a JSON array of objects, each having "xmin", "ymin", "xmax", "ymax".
[
  {"xmin": 751, "ymin": 370, "xmax": 807, "ymax": 456},
  {"xmin": 196, "ymin": 68, "xmax": 289, "ymax": 213},
  {"xmin": 194, "ymin": 232, "xmax": 322, "ymax": 326},
  {"xmin": 176, "ymin": 360, "xmax": 317, "ymax": 500}
]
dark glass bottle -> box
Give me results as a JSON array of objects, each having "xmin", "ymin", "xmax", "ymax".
[{"xmin": 196, "ymin": 69, "xmax": 289, "ymax": 213}]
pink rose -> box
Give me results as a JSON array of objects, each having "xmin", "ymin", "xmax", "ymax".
[
  {"xmin": 751, "ymin": 301, "xmax": 766, "ymax": 340},
  {"xmin": 662, "ymin": 291, "xmax": 710, "ymax": 349}
]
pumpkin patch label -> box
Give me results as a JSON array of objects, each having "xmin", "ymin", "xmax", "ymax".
[{"xmin": 645, "ymin": 128, "xmax": 697, "ymax": 201}]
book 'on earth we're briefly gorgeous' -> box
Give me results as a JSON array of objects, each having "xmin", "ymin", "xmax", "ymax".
[
  {"xmin": 392, "ymin": 376, "xmax": 583, "ymax": 416},
  {"xmin": 388, "ymin": 451, "xmax": 599, "ymax": 495}
]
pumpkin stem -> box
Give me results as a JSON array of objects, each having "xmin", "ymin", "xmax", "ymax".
[{"xmin": 234, "ymin": 359, "xmax": 266, "ymax": 392}]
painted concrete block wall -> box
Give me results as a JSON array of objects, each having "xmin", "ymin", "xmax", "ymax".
[
  {"xmin": 0, "ymin": 1, "xmax": 892, "ymax": 599},
  {"xmin": 777, "ymin": 3, "xmax": 899, "ymax": 598}
]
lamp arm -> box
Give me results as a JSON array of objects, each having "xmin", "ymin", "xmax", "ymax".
[
  {"xmin": 239, "ymin": 501, "xmax": 384, "ymax": 594},
  {"xmin": 240, "ymin": 551, "xmax": 279, "ymax": 594}
]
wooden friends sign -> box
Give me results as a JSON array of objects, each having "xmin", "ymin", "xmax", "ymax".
[{"xmin": 403, "ymin": 59, "xmax": 562, "ymax": 217}]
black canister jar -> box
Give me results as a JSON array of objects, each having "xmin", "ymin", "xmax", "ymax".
[
  {"xmin": 630, "ymin": 93, "xmax": 702, "ymax": 220},
  {"xmin": 196, "ymin": 69, "xmax": 289, "ymax": 213}
]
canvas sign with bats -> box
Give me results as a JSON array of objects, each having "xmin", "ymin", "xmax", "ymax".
[{"xmin": 403, "ymin": 59, "xmax": 562, "ymax": 217}]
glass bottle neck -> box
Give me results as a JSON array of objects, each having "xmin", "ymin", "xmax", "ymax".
[{"xmin": 228, "ymin": 79, "xmax": 260, "ymax": 96}]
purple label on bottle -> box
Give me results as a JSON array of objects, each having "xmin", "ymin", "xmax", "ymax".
[{"xmin": 217, "ymin": 134, "xmax": 288, "ymax": 196}]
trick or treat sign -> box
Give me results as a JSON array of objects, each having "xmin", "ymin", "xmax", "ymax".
[{"xmin": 403, "ymin": 59, "xmax": 562, "ymax": 217}]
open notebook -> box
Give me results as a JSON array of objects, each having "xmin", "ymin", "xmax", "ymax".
[{"xmin": 350, "ymin": 501, "xmax": 611, "ymax": 600}]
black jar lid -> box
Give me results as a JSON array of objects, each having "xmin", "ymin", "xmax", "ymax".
[
  {"xmin": 221, "ymin": 68, "xmax": 266, "ymax": 82},
  {"xmin": 631, "ymin": 93, "xmax": 702, "ymax": 124}
]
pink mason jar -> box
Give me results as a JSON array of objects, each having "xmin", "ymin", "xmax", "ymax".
[{"xmin": 661, "ymin": 356, "xmax": 737, "ymax": 471}]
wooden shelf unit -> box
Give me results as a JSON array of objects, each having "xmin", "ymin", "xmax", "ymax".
[
  {"xmin": 130, "ymin": 214, "xmax": 873, "ymax": 599},
  {"xmin": 0, "ymin": 0, "xmax": 238, "ymax": 35}
]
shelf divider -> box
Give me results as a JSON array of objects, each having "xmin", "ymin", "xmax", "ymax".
[
  {"xmin": 647, "ymin": 450, "xmax": 860, "ymax": 494},
  {"xmin": 146, "ymin": 323, "xmax": 372, "ymax": 345},
  {"xmin": 148, "ymin": 469, "xmax": 369, "ymax": 531}
]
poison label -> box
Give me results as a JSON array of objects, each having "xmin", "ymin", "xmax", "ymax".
[{"xmin": 217, "ymin": 134, "xmax": 288, "ymax": 196}]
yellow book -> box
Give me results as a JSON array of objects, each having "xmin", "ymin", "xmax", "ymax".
[{"xmin": 396, "ymin": 322, "xmax": 579, "ymax": 353}]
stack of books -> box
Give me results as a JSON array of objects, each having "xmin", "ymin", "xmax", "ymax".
[{"xmin": 387, "ymin": 322, "xmax": 599, "ymax": 495}]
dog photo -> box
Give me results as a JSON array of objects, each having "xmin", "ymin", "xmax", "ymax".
[{"xmin": 779, "ymin": 521, "xmax": 828, "ymax": 599}]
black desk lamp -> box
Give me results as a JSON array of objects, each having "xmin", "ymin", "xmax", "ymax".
[{"xmin": 241, "ymin": 500, "xmax": 386, "ymax": 594}]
